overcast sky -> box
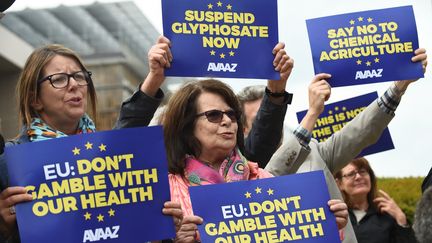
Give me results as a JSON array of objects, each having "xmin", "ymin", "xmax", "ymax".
[{"xmin": 8, "ymin": 0, "xmax": 432, "ymax": 177}]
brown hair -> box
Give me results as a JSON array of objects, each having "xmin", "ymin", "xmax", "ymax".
[
  {"xmin": 163, "ymin": 79, "xmax": 244, "ymax": 175},
  {"xmin": 16, "ymin": 44, "xmax": 97, "ymax": 128},
  {"xmin": 334, "ymin": 157, "xmax": 378, "ymax": 209}
]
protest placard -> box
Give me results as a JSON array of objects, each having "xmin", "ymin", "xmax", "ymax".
[
  {"xmin": 296, "ymin": 92, "xmax": 394, "ymax": 157},
  {"xmin": 162, "ymin": 0, "xmax": 279, "ymax": 79},
  {"xmin": 6, "ymin": 126, "xmax": 173, "ymax": 243},
  {"xmin": 306, "ymin": 6, "xmax": 423, "ymax": 87},
  {"xmin": 190, "ymin": 171, "xmax": 340, "ymax": 243}
]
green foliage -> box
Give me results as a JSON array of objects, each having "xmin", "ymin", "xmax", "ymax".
[{"xmin": 377, "ymin": 177, "xmax": 423, "ymax": 223}]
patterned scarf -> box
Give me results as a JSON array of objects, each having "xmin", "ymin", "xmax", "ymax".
[
  {"xmin": 184, "ymin": 148, "xmax": 250, "ymax": 185},
  {"xmin": 28, "ymin": 114, "xmax": 96, "ymax": 142}
]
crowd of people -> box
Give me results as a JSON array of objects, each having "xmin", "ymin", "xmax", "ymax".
[{"xmin": 0, "ymin": 2, "xmax": 431, "ymax": 243}]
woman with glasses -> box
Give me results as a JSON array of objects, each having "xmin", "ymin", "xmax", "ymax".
[
  {"xmin": 334, "ymin": 158, "xmax": 416, "ymax": 243},
  {"xmin": 163, "ymin": 77, "xmax": 349, "ymax": 242},
  {"xmin": 0, "ymin": 44, "xmax": 97, "ymax": 242},
  {"xmin": 0, "ymin": 44, "xmax": 182, "ymax": 243}
]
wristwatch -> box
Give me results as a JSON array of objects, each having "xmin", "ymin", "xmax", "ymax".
[{"xmin": 265, "ymin": 87, "xmax": 293, "ymax": 104}]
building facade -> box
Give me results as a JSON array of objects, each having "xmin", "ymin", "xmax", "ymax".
[{"xmin": 0, "ymin": 1, "xmax": 164, "ymax": 139}]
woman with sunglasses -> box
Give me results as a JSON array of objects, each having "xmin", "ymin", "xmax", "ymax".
[
  {"xmin": 163, "ymin": 77, "xmax": 349, "ymax": 242},
  {"xmin": 117, "ymin": 36, "xmax": 292, "ymax": 169},
  {"xmin": 334, "ymin": 158, "xmax": 416, "ymax": 243},
  {"xmin": 0, "ymin": 44, "xmax": 182, "ymax": 243}
]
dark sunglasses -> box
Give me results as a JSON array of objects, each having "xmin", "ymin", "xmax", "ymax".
[{"xmin": 196, "ymin": 109, "xmax": 237, "ymax": 123}]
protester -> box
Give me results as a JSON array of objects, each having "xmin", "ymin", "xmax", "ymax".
[
  {"xmin": 264, "ymin": 48, "xmax": 427, "ymax": 243},
  {"xmin": 163, "ymin": 79, "xmax": 349, "ymax": 242},
  {"xmin": 334, "ymin": 158, "xmax": 416, "ymax": 243},
  {"xmin": 237, "ymin": 85, "xmax": 265, "ymax": 137},
  {"xmin": 414, "ymin": 186, "xmax": 432, "ymax": 243},
  {"xmin": 120, "ymin": 37, "xmax": 294, "ymax": 168},
  {"xmin": 0, "ymin": 44, "xmax": 181, "ymax": 243}
]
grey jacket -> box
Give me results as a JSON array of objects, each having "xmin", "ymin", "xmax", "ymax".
[{"xmin": 265, "ymin": 100, "xmax": 394, "ymax": 243}]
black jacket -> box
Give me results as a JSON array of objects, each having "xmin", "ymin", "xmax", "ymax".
[{"xmin": 349, "ymin": 207, "xmax": 416, "ymax": 243}]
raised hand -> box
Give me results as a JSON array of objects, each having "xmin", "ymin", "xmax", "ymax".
[
  {"xmin": 373, "ymin": 189, "xmax": 408, "ymax": 226},
  {"xmin": 394, "ymin": 48, "xmax": 427, "ymax": 92},
  {"xmin": 141, "ymin": 36, "xmax": 173, "ymax": 97},
  {"xmin": 300, "ymin": 73, "xmax": 332, "ymax": 133},
  {"xmin": 267, "ymin": 42, "xmax": 294, "ymax": 98}
]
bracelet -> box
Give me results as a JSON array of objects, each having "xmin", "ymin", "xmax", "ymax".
[
  {"xmin": 265, "ymin": 87, "xmax": 285, "ymax": 97},
  {"xmin": 265, "ymin": 87, "xmax": 293, "ymax": 104}
]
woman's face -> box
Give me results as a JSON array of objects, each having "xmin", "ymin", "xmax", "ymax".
[
  {"xmin": 32, "ymin": 55, "xmax": 88, "ymax": 131},
  {"xmin": 193, "ymin": 92, "xmax": 238, "ymax": 162},
  {"xmin": 338, "ymin": 163, "xmax": 371, "ymax": 198}
]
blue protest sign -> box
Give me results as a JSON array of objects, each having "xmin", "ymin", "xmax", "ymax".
[
  {"xmin": 5, "ymin": 126, "xmax": 174, "ymax": 243},
  {"xmin": 189, "ymin": 171, "xmax": 340, "ymax": 243},
  {"xmin": 306, "ymin": 6, "xmax": 423, "ymax": 87},
  {"xmin": 296, "ymin": 92, "xmax": 394, "ymax": 156},
  {"xmin": 162, "ymin": 0, "xmax": 279, "ymax": 79}
]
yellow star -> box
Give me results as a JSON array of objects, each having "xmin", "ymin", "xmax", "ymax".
[
  {"xmin": 358, "ymin": 16, "xmax": 364, "ymax": 22},
  {"xmin": 72, "ymin": 147, "xmax": 80, "ymax": 155},
  {"xmin": 328, "ymin": 110, "xmax": 333, "ymax": 115},
  {"xmin": 207, "ymin": 3, "xmax": 213, "ymax": 9},
  {"xmin": 367, "ymin": 17, "xmax": 373, "ymax": 22},
  {"xmin": 220, "ymin": 53, "xmax": 225, "ymax": 59},
  {"xmin": 374, "ymin": 58, "xmax": 380, "ymax": 63},
  {"xmin": 267, "ymin": 188, "xmax": 274, "ymax": 195},
  {"xmin": 217, "ymin": 1, "xmax": 222, "ymax": 7},
  {"xmin": 97, "ymin": 214, "xmax": 104, "ymax": 222},
  {"xmin": 84, "ymin": 212, "xmax": 91, "ymax": 220},
  {"xmin": 335, "ymin": 107, "xmax": 339, "ymax": 111},
  {"xmin": 99, "ymin": 144, "xmax": 107, "ymax": 151},
  {"xmin": 255, "ymin": 187, "xmax": 262, "ymax": 194},
  {"xmin": 356, "ymin": 59, "xmax": 362, "ymax": 65},
  {"xmin": 108, "ymin": 208, "xmax": 115, "ymax": 217},
  {"xmin": 85, "ymin": 141, "xmax": 93, "ymax": 150},
  {"xmin": 349, "ymin": 19, "xmax": 355, "ymax": 25},
  {"xmin": 366, "ymin": 61, "xmax": 371, "ymax": 66},
  {"xmin": 210, "ymin": 50, "xmax": 215, "ymax": 56},
  {"xmin": 245, "ymin": 192, "xmax": 251, "ymax": 198},
  {"xmin": 229, "ymin": 51, "xmax": 235, "ymax": 56},
  {"xmin": 342, "ymin": 107, "xmax": 347, "ymax": 111},
  {"xmin": 226, "ymin": 4, "xmax": 232, "ymax": 10}
]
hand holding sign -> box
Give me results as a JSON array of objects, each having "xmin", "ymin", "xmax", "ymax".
[
  {"xmin": 328, "ymin": 199, "xmax": 348, "ymax": 230},
  {"xmin": 141, "ymin": 36, "xmax": 173, "ymax": 97},
  {"xmin": 393, "ymin": 47, "xmax": 427, "ymax": 93},
  {"xmin": 162, "ymin": 201, "xmax": 184, "ymax": 232},
  {"xmin": 0, "ymin": 187, "xmax": 32, "ymax": 238},
  {"xmin": 300, "ymin": 73, "xmax": 332, "ymax": 133},
  {"xmin": 272, "ymin": 42, "xmax": 294, "ymax": 81},
  {"xmin": 175, "ymin": 215, "xmax": 203, "ymax": 242}
]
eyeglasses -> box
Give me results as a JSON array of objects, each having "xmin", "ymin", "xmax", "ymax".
[
  {"xmin": 342, "ymin": 169, "xmax": 368, "ymax": 180},
  {"xmin": 196, "ymin": 109, "xmax": 237, "ymax": 123},
  {"xmin": 38, "ymin": 71, "xmax": 91, "ymax": 89}
]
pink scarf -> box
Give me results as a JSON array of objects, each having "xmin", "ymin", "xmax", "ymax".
[{"xmin": 184, "ymin": 148, "xmax": 250, "ymax": 185}]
